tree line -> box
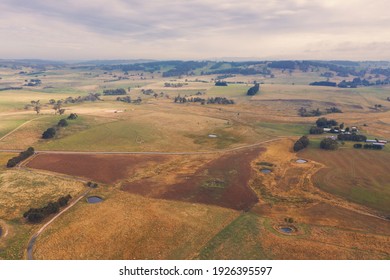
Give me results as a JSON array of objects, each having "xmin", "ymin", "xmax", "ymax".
[
  {"xmin": 298, "ymin": 107, "xmax": 342, "ymax": 117},
  {"xmin": 293, "ymin": 136, "xmax": 310, "ymax": 152},
  {"xmin": 42, "ymin": 114, "xmax": 78, "ymax": 139},
  {"xmin": 103, "ymin": 88, "xmax": 127, "ymax": 95},
  {"xmin": 247, "ymin": 83, "xmax": 260, "ymax": 96},
  {"xmin": 23, "ymin": 195, "xmax": 72, "ymax": 223},
  {"xmin": 354, "ymin": 143, "xmax": 383, "ymax": 150},
  {"xmin": 174, "ymin": 96, "xmax": 235, "ymax": 105},
  {"xmin": 6, "ymin": 147, "xmax": 35, "ymax": 168}
]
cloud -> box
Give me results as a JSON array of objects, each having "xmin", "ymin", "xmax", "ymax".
[{"xmin": 0, "ymin": 0, "xmax": 389, "ymax": 59}]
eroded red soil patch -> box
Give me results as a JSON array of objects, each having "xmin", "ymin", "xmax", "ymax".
[
  {"xmin": 27, "ymin": 153, "xmax": 168, "ymax": 184},
  {"xmin": 123, "ymin": 147, "xmax": 264, "ymax": 211}
]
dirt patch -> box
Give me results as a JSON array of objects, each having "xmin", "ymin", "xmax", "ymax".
[
  {"xmin": 27, "ymin": 154, "xmax": 169, "ymax": 184},
  {"xmin": 123, "ymin": 147, "xmax": 264, "ymax": 211}
]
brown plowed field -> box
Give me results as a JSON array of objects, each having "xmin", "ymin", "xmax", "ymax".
[
  {"xmin": 27, "ymin": 154, "xmax": 169, "ymax": 184},
  {"xmin": 123, "ymin": 147, "xmax": 264, "ymax": 211}
]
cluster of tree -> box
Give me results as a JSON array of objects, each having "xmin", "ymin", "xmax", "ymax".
[
  {"xmin": 216, "ymin": 74, "xmax": 235, "ymax": 80},
  {"xmin": 6, "ymin": 147, "xmax": 34, "ymax": 168},
  {"xmin": 310, "ymin": 77, "xmax": 389, "ymax": 88},
  {"xmin": 337, "ymin": 134, "xmax": 367, "ymax": 142},
  {"xmin": 164, "ymin": 82, "xmax": 187, "ymax": 87},
  {"xmin": 309, "ymin": 81, "xmax": 337, "ymax": 87},
  {"xmin": 116, "ymin": 96, "xmax": 131, "ymax": 103},
  {"xmin": 162, "ymin": 61, "xmax": 208, "ymax": 77},
  {"xmin": 309, "ymin": 126, "xmax": 324, "ymax": 134},
  {"xmin": 370, "ymin": 68, "xmax": 390, "ymax": 77},
  {"xmin": 298, "ymin": 107, "xmax": 342, "ymax": 117},
  {"xmin": 354, "ymin": 143, "xmax": 384, "ymax": 150},
  {"xmin": 42, "ymin": 114, "xmax": 77, "ymax": 139},
  {"xmin": 51, "ymin": 93, "xmax": 102, "ymax": 105},
  {"xmin": 23, "ymin": 195, "xmax": 72, "ymax": 223},
  {"xmin": 247, "ymin": 83, "xmax": 260, "ymax": 96},
  {"xmin": 103, "ymin": 88, "xmax": 127, "ymax": 95},
  {"xmin": 174, "ymin": 96, "xmax": 234, "ymax": 105},
  {"xmin": 205, "ymin": 67, "xmax": 271, "ymax": 76},
  {"xmin": 338, "ymin": 78, "xmax": 371, "ymax": 88},
  {"xmin": 207, "ymin": 97, "xmax": 235, "ymax": 104},
  {"xmin": 293, "ymin": 136, "xmax": 310, "ymax": 152},
  {"xmin": 0, "ymin": 87, "xmax": 23, "ymax": 91},
  {"xmin": 298, "ymin": 107, "xmax": 322, "ymax": 117},
  {"xmin": 268, "ymin": 61, "xmax": 296, "ymax": 70},
  {"xmin": 320, "ymin": 138, "xmax": 339, "ymax": 150},
  {"xmin": 24, "ymin": 100, "xmax": 42, "ymax": 114},
  {"xmin": 215, "ymin": 81, "xmax": 228, "ymax": 86},
  {"xmin": 315, "ymin": 117, "xmax": 338, "ymax": 128},
  {"xmin": 325, "ymin": 107, "xmax": 343, "ymax": 113},
  {"xmin": 24, "ymin": 79, "xmax": 41, "ymax": 86}
]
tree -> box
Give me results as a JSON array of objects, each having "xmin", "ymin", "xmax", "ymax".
[
  {"xmin": 57, "ymin": 119, "xmax": 68, "ymax": 127},
  {"xmin": 67, "ymin": 113, "xmax": 78, "ymax": 120},
  {"xmin": 316, "ymin": 117, "xmax": 338, "ymax": 128},
  {"xmin": 247, "ymin": 83, "xmax": 260, "ymax": 96},
  {"xmin": 320, "ymin": 138, "xmax": 338, "ymax": 150},
  {"xmin": 293, "ymin": 136, "xmax": 310, "ymax": 152},
  {"xmin": 293, "ymin": 141, "xmax": 305, "ymax": 152},
  {"xmin": 42, "ymin": 127, "xmax": 56, "ymax": 139},
  {"xmin": 309, "ymin": 126, "xmax": 324, "ymax": 134}
]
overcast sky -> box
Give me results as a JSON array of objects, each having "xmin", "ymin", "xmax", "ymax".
[{"xmin": 1, "ymin": 0, "xmax": 390, "ymax": 60}]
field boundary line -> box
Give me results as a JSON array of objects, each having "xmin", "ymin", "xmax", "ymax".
[
  {"xmin": 0, "ymin": 116, "xmax": 46, "ymax": 142},
  {"xmin": 0, "ymin": 137, "xmax": 289, "ymax": 156}
]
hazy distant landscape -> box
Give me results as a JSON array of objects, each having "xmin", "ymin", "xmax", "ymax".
[{"xmin": 0, "ymin": 59, "xmax": 389, "ymax": 259}]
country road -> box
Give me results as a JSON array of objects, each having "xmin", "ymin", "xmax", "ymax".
[
  {"xmin": 26, "ymin": 188, "xmax": 91, "ymax": 260},
  {"xmin": 0, "ymin": 137, "xmax": 286, "ymax": 156}
]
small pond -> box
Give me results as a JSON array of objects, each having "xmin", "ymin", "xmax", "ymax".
[
  {"xmin": 87, "ymin": 196, "xmax": 103, "ymax": 204},
  {"xmin": 260, "ymin": 169, "xmax": 272, "ymax": 174},
  {"xmin": 208, "ymin": 134, "xmax": 218, "ymax": 138},
  {"xmin": 296, "ymin": 159, "xmax": 308, "ymax": 163},
  {"xmin": 280, "ymin": 227, "xmax": 293, "ymax": 233}
]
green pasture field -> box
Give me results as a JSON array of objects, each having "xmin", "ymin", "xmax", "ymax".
[{"xmin": 300, "ymin": 146, "xmax": 390, "ymax": 213}]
